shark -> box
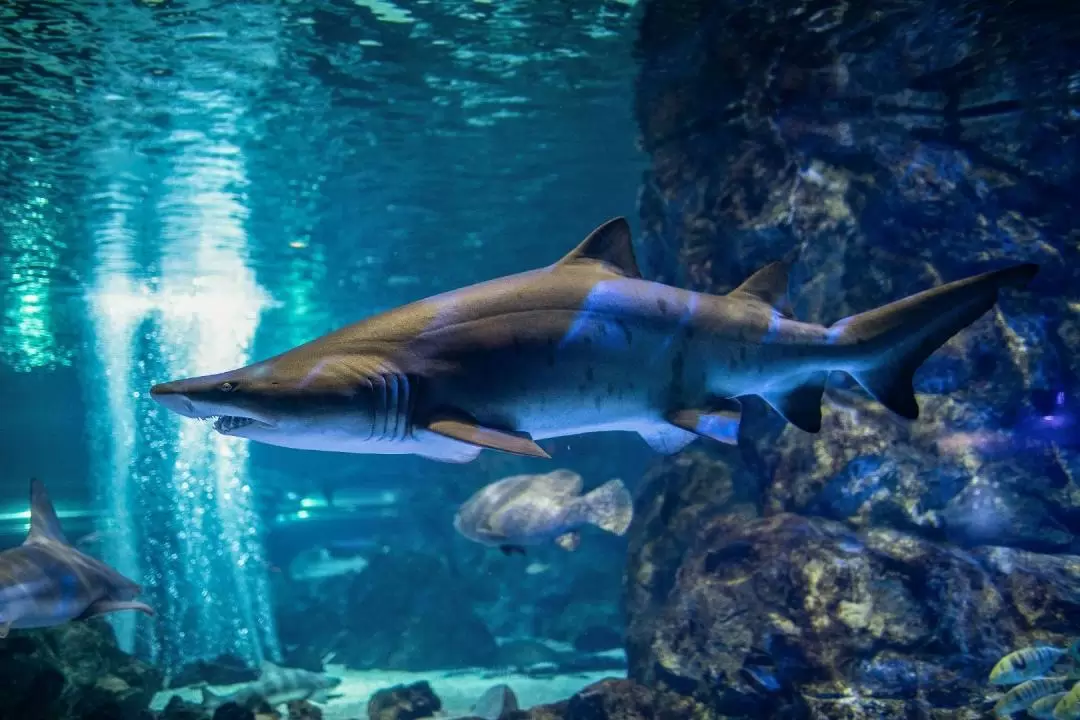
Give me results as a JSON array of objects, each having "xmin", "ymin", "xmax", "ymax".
[
  {"xmin": 199, "ymin": 661, "xmax": 342, "ymax": 710},
  {"xmin": 0, "ymin": 478, "xmax": 154, "ymax": 637},
  {"xmin": 149, "ymin": 217, "xmax": 1038, "ymax": 463}
]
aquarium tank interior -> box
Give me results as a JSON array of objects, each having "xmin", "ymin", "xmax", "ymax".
[{"xmin": 0, "ymin": 0, "xmax": 1077, "ymax": 719}]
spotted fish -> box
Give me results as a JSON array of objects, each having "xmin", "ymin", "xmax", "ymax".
[
  {"xmin": 991, "ymin": 646, "xmax": 1070, "ymax": 685},
  {"xmin": 994, "ymin": 677, "xmax": 1071, "ymax": 718},
  {"xmin": 149, "ymin": 218, "xmax": 1039, "ymax": 463},
  {"xmin": 0, "ymin": 478, "xmax": 153, "ymax": 636},
  {"xmin": 454, "ymin": 470, "xmax": 633, "ymax": 555},
  {"xmin": 199, "ymin": 661, "xmax": 342, "ymax": 710}
]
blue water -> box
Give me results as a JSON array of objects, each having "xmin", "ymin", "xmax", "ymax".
[{"xmin": 0, "ymin": 0, "xmax": 646, "ymax": 678}]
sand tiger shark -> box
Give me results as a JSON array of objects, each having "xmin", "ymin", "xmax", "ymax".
[
  {"xmin": 0, "ymin": 478, "xmax": 154, "ymax": 637},
  {"xmin": 150, "ymin": 217, "xmax": 1037, "ymax": 463}
]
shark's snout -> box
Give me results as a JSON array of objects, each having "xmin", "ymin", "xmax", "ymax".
[{"xmin": 150, "ymin": 382, "xmax": 197, "ymax": 417}]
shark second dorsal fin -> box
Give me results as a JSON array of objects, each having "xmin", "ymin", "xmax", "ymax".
[
  {"xmin": 729, "ymin": 261, "xmax": 793, "ymax": 318},
  {"xmin": 556, "ymin": 217, "xmax": 642, "ymax": 278},
  {"xmin": 26, "ymin": 478, "xmax": 69, "ymax": 545}
]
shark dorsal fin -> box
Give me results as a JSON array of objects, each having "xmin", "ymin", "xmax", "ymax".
[
  {"xmin": 729, "ymin": 261, "xmax": 793, "ymax": 318},
  {"xmin": 261, "ymin": 660, "xmax": 282, "ymax": 674},
  {"xmin": 26, "ymin": 478, "xmax": 69, "ymax": 545},
  {"xmin": 556, "ymin": 217, "xmax": 642, "ymax": 278}
]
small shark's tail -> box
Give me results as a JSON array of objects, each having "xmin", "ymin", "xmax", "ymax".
[
  {"xmin": 570, "ymin": 479, "xmax": 633, "ymax": 536},
  {"xmin": 831, "ymin": 263, "xmax": 1038, "ymax": 419}
]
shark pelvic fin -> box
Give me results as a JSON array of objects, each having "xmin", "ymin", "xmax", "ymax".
[
  {"xmin": 666, "ymin": 403, "xmax": 742, "ymax": 446},
  {"xmin": 729, "ymin": 261, "xmax": 793, "ymax": 318},
  {"xmin": 425, "ymin": 414, "xmax": 551, "ymax": 459},
  {"xmin": 78, "ymin": 599, "xmax": 155, "ymax": 621},
  {"xmin": 638, "ymin": 424, "xmax": 698, "ymax": 454},
  {"xmin": 760, "ymin": 372, "xmax": 828, "ymax": 433},
  {"xmin": 27, "ymin": 478, "xmax": 69, "ymax": 546},
  {"xmin": 556, "ymin": 217, "xmax": 642, "ymax": 278}
]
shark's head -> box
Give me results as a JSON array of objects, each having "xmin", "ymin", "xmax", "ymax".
[{"xmin": 149, "ymin": 350, "xmax": 390, "ymax": 449}]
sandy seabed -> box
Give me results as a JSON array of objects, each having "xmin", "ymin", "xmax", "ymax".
[{"xmin": 152, "ymin": 665, "xmax": 620, "ymax": 719}]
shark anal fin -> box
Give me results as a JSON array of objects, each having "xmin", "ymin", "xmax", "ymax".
[
  {"xmin": 760, "ymin": 372, "xmax": 828, "ymax": 433},
  {"xmin": 499, "ymin": 545, "xmax": 526, "ymax": 556},
  {"xmin": 729, "ymin": 261, "xmax": 793, "ymax": 318},
  {"xmin": 425, "ymin": 415, "xmax": 551, "ymax": 459},
  {"xmin": 666, "ymin": 403, "xmax": 742, "ymax": 446},
  {"xmin": 27, "ymin": 478, "xmax": 69, "ymax": 545},
  {"xmin": 78, "ymin": 599, "xmax": 155, "ymax": 620},
  {"xmin": 555, "ymin": 532, "xmax": 580, "ymax": 551},
  {"xmin": 556, "ymin": 217, "xmax": 641, "ymax": 278},
  {"xmin": 638, "ymin": 424, "xmax": 698, "ymax": 454}
]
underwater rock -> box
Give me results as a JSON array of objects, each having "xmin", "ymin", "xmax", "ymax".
[
  {"xmin": 211, "ymin": 703, "xmax": 257, "ymax": 720},
  {"xmin": 285, "ymin": 699, "xmax": 321, "ymax": 720},
  {"xmin": 634, "ymin": 0, "xmax": 1079, "ymax": 550},
  {"xmin": 507, "ymin": 679, "xmax": 708, "ymax": 720},
  {"xmin": 159, "ymin": 695, "xmax": 209, "ymax": 720},
  {"xmin": 367, "ymin": 680, "xmax": 442, "ymax": 720},
  {"xmin": 0, "ymin": 618, "xmax": 162, "ymax": 720},
  {"xmin": 625, "ymin": 512, "xmax": 1080, "ymax": 718}
]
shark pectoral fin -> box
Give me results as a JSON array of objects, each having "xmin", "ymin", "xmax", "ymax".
[
  {"xmin": 760, "ymin": 372, "xmax": 828, "ymax": 433},
  {"xmin": 79, "ymin": 599, "xmax": 155, "ymax": 620},
  {"xmin": 0, "ymin": 621, "xmax": 11, "ymax": 638},
  {"xmin": 309, "ymin": 690, "xmax": 331, "ymax": 704},
  {"xmin": 425, "ymin": 415, "xmax": 551, "ymax": 459},
  {"xmin": 499, "ymin": 544, "xmax": 526, "ymax": 556},
  {"xmin": 667, "ymin": 404, "xmax": 742, "ymax": 446},
  {"xmin": 554, "ymin": 532, "xmax": 580, "ymax": 551}
]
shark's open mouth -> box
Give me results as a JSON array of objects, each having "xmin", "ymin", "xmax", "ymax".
[{"xmin": 211, "ymin": 416, "xmax": 257, "ymax": 433}]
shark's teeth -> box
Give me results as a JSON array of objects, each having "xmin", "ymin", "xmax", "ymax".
[{"xmin": 213, "ymin": 416, "xmax": 256, "ymax": 433}]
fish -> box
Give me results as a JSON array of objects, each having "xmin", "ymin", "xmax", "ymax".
[
  {"xmin": 199, "ymin": 661, "xmax": 342, "ymax": 710},
  {"xmin": 1054, "ymin": 681, "xmax": 1080, "ymax": 720},
  {"xmin": 1030, "ymin": 692, "xmax": 1067, "ymax": 719},
  {"xmin": 0, "ymin": 478, "xmax": 154, "ymax": 637},
  {"xmin": 287, "ymin": 547, "xmax": 370, "ymax": 582},
  {"xmin": 453, "ymin": 470, "xmax": 633, "ymax": 555},
  {"xmin": 990, "ymin": 645, "xmax": 1070, "ymax": 685},
  {"xmin": 149, "ymin": 217, "xmax": 1039, "ymax": 463},
  {"xmin": 994, "ymin": 677, "xmax": 1071, "ymax": 718}
]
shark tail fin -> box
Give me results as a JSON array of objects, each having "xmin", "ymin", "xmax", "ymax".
[
  {"xmin": 570, "ymin": 479, "xmax": 633, "ymax": 536},
  {"xmin": 831, "ymin": 263, "xmax": 1038, "ymax": 419}
]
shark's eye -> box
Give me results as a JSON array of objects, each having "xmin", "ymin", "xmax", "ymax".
[{"xmin": 220, "ymin": 382, "xmax": 237, "ymax": 393}]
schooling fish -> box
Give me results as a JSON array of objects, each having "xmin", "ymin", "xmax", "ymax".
[
  {"xmin": 199, "ymin": 661, "xmax": 342, "ymax": 710},
  {"xmin": 994, "ymin": 677, "xmax": 1071, "ymax": 718},
  {"xmin": 1029, "ymin": 691, "xmax": 1068, "ymax": 719},
  {"xmin": 990, "ymin": 645, "xmax": 1070, "ymax": 685},
  {"xmin": 149, "ymin": 217, "xmax": 1039, "ymax": 463},
  {"xmin": 1054, "ymin": 680, "xmax": 1080, "ymax": 720},
  {"xmin": 453, "ymin": 470, "xmax": 632, "ymax": 555},
  {"xmin": 0, "ymin": 478, "xmax": 154, "ymax": 637}
]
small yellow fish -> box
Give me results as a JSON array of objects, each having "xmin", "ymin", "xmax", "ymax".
[
  {"xmin": 990, "ymin": 646, "xmax": 1067, "ymax": 685},
  {"xmin": 1054, "ymin": 681, "xmax": 1080, "ymax": 720},
  {"xmin": 994, "ymin": 677, "xmax": 1071, "ymax": 718},
  {"xmin": 1029, "ymin": 691, "xmax": 1067, "ymax": 719}
]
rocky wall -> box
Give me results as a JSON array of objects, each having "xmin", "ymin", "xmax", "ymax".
[{"xmin": 627, "ymin": 0, "xmax": 1080, "ymax": 716}]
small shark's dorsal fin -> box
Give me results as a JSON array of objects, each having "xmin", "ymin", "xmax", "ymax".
[
  {"xmin": 729, "ymin": 261, "xmax": 793, "ymax": 318},
  {"xmin": 260, "ymin": 660, "xmax": 282, "ymax": 674},
  {"xmin": 26, "ymin": 478, "xmax": 69, "ymax": 545},
  {"xmin": 556, "ymin": 217, "xmax": 642, "ymax": 278}
]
